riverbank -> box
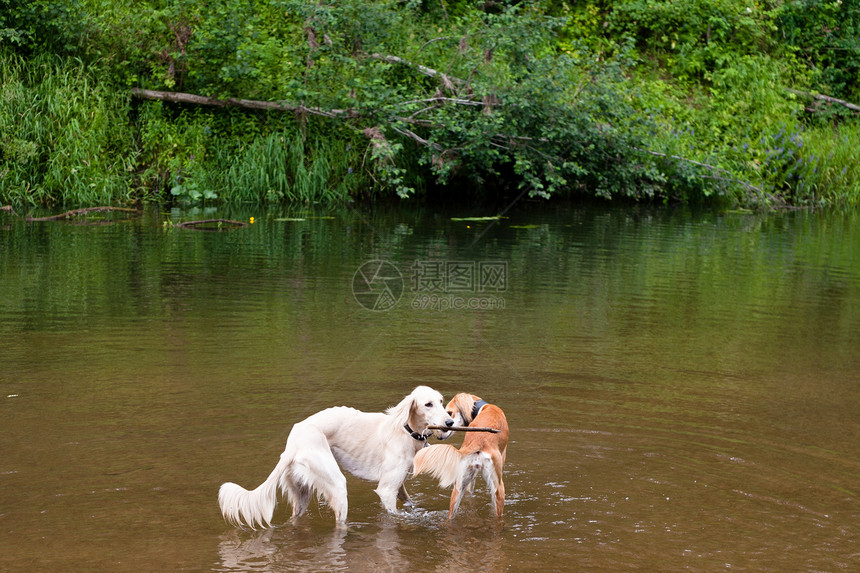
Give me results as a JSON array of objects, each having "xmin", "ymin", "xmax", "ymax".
[{"xmin": 3, "ymin": 2, "xmax": 860, "ymax": 209}]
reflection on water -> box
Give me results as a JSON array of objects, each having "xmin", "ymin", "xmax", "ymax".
[
  {"xmin": 217, "ymin": 527, "xmax": 348, "ymax": 572},
  {"xmin": 1, "ymin": 203, "xmax": 859, "ymax": 571},
  {"xmin": 215, "ymin": 510, "xmax": 508, "ymax": 573}
]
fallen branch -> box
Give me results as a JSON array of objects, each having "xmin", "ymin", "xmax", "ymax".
[
  {"xmin": 174, "ymin": 218, "xmax": 248, "ymax": 230},
  {"xmin": 26, "ymin": 206, "xmax": 141, "ymax": 221},
  {"xmin": 132, "ymin": 50, "xmax": 470, "ymax": 116},
  {"xmin": 392, "ymin": 96, "xmax": 484, "ymax": 107},
  {"xmin": 131, "ymin": 88, "xmax": 349, "ymax": 118},
  {"xmin": 427, "ymin": 424, "xmax": 501, "ymax": 433},
  {"xmin": 391, "ymin": 125, "xmax": 444, "ymax": 151},
  {"xmin": 638, "ymin": 149, "xmax": 732, "ymax": 174},
  {"xmin": 370, "ymin": 53, "xmax": 465, "ymax": 90},
  {"xmin": 787, "ymin": 89, "xmax": 860, "ymax": 113},
  {"xmin": 638, "ymin": 149, "xmax": 762, "ymax": 192}
]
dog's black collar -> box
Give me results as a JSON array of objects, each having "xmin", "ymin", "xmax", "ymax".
[
  {"xmin": 404, "ymin": 424, "xmax": 427, "ymax": 442},
  {"xmin": 469, "ymin": 400, "xmax": 489, "ymax": 425}
]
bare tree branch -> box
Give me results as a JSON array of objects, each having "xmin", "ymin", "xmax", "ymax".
[
  {"xmin": 417, "ymin": 36, "xmax": 460, "ymax": 55},
  {"xmin": 639, "ymin": 149, "xmax": 731, "ymax": 174},
  {"xmin": 787, "ymin": 89, "xmax": 860, "ymax": 113},
  {"xmin": 392, "ymin": 96, "xmax": 484, "ymax": 107},
  {"xmin": 130, "ymin": 88, "xmax": 348, "ymax": 118},
  {"xmin": 370, "ymin": 53, "xmax": 465, "ymax": 88},
  {"xmin": 390, "ymin": 125, "xmax": 444, "ymax": 151},
  {"xmin": 639, "ymin": 148, "xmax": 762, "ymax": 192}
]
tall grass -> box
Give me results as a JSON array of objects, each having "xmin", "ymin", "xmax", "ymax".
[
  {"xmin": 0, "ymin": 50, "xmax": 136, "ymax": 206},
  {"xmin": 203, "ymin": 131, "xmax": 362, "ymax": 203},
  {"xmin": 794, "ymin": 122, "xmax": 860, "ymax": 207},
  {"xmin": 741, "ymin": 120, "xmax": 860, "ymax": 208},
  {"xmin": 1, "ymin": 51, "xmax": 364, "ymax": 207},
  {"xmin": 133, "ymin": 101, "xmax": 366, "ymax": 204}
]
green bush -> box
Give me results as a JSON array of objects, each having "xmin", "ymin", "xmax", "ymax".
[
  {"xmin": 0, "ymin": 0, "xmax": 86, "ymax": 54},
  {"xmin": 776, "ymin": 0, "xmax": 860, "ymax": 103}
]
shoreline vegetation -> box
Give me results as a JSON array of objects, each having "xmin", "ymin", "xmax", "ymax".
[{"xmin": 2, "ymin": 1, "xmax": 859, "ymax": 210}]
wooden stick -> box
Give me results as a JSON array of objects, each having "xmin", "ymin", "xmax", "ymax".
[
  {"xmin": 427, "ymin": 425, "xmax": 500, "ymax": 433},
  {"xmin": 174, "ymin": 218, "xmax": 248, "ymax": 229},
  {"xmin": 26, "ymin": 206, "xmax": 140, "ymax": 221}
]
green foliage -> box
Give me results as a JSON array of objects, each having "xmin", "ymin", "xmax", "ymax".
[
  {"xmin": 554, "ymin": 0, "xmax": 860, "ymax": 207},
  {"xmin": 0, "ymin": 51, "xmax": 136, "ymax": 206},
  {"xmin": 605, "ymin": 0, "xmax": 781, "ymax": 81},
  {"xmin": 3, "ymin": 0, "xmax": 860, "ymax": 208},
  {"xmin": 134, "ymin": 101, "xmax": 210, "ymax": 200},
  {"xmin": 0, "ymin": 0, "xmax": 86, "ymax": 54},
  {"xmin": 776, "ymin": 0, "xmax": 860, "ymax": 103},
  {"xmin": 131, "ymin": 101, "xmax": 366, "ymax": 204}
]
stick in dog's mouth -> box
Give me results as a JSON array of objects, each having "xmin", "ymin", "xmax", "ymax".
[{"xmin": 427, "ymin": 425, "xmax": 501, "ymax": 433}]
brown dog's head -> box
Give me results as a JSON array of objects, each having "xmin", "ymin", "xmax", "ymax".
[{"xmin": 445, "ymin": 393, "xmax": 483, "ymax": 427}]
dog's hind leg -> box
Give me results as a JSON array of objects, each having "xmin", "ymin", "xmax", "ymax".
[
  {"xmin": 489, "ymin": 450, "xmax": 505, "ymax": 518},
  {"xmin": 304, "ymin": 455, "xmax": 348, "ymax": 523},
  {"xmin": 290, "ymin": 426, "xmax": 350, "ymax": 524},
  {"xmin": 494, "ymin": 478, "xmax": 505, "ymax": 518},
  {"xmin": 284, "ymin": 467, "xmax": 312, "ymax": 519},
  {"xmin": 448, "ymin": 482, "xmax": 466, "ymax": 519}
]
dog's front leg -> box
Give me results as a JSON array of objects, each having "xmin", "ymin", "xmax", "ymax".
[
  {"xmin": 374, "ymin": 482, "xmax": 400, "ymax": 512},
  {"xmin": 375, "ymin": 466, "xmax": 408, "ymax": 512}
]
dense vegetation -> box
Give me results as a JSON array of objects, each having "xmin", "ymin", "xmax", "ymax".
[{"xmin": 2, "ymin": 0, "xmax": 859, "ymax": 208}]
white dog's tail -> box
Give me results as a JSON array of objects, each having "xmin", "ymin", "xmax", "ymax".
[
  {"xmin": 218, "ymin": 452, "xmax": 291, "ymax": 529},
  {"xmin": 412, "ymin": 444, "xmax": 467, "ymax": 488}
]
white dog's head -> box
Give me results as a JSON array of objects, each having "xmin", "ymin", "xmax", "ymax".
[{"xmin": 387, "ymin": 385, "xmax": 455, "ymax": 440}]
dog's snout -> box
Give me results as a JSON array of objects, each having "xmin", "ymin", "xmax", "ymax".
[{"xmin": 445, "ymin": 419, "xmax": 454, "ymax": 427}]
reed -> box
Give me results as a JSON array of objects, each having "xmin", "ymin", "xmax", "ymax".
[
  {"xmin": 792, "ymin": 122, "xmax": 860, "ymax": 208},
  {"xmin": 202, "ymin": 130, "xmax": 363, "ymax": 203},
  {"xmin": 0, "ymin": 51, "xmax": 136, "ymax": 206}
]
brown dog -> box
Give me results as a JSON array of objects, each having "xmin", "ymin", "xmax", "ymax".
[{"xmin": 412, "ymin": 393, "xmax": 509, "ymax": 518}]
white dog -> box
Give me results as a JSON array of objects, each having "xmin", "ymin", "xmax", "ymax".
[{"xmin": 218, "ymin": 386, "xmax": 454, "ymax": 528}]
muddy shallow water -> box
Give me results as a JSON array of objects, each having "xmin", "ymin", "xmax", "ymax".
[{"xmin": 1, "ymin": 203, "xmax": 858, "ymax": 571}]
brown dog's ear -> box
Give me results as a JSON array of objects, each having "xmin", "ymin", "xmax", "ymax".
[
  {"xmin": 455, "ymin": 393, "xmax": 475, "ymax": 425},
  {"xmin": 457, "ymin": 404, "xmax": 470, "ymax": 425}
]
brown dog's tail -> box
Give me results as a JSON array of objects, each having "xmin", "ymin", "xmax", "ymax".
[{"xmin": 412, "ymin": 444, "xmax": 463, "ymax": 488}]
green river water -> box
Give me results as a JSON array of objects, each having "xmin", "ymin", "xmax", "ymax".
[{"xmin": 1, "ymin": 203, "xmax": 858, "ymax": 571}]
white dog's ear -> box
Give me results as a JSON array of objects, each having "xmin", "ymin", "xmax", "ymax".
[{"xmin": 385, "ymin": 391, "xmax": 417, "ymax": 426}]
